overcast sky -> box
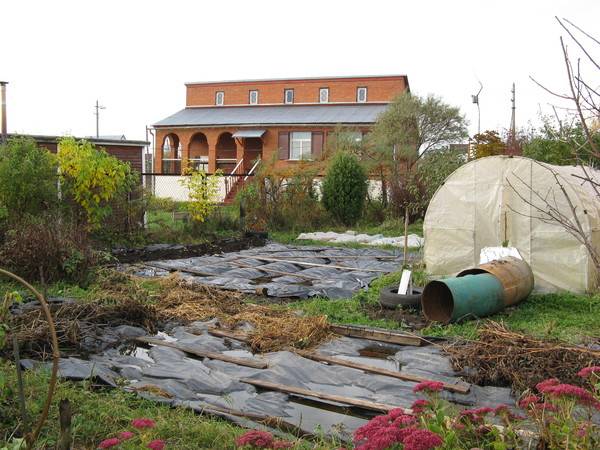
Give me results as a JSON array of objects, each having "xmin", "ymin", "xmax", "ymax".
[{"xmin": 1, "ymin": 0, "xmax": 598, "ymax": 143}]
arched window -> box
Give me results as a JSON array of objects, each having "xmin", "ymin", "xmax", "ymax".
[
  {"xmin": 188, "ymin": 133, "xmax": 209, "ymax": 172},
  {"xmin": 161, "ymin": 133, "xmax": 181, "ymax": 174},
  {"xmin": 216, "ymin": 132, "xmax": 237, "ymax": 171}
]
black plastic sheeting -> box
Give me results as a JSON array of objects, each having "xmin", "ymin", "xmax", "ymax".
[
  {"xmin": 132, "ymin": 243, "xmax": 407, "ymax": 299},
  {"xmin": 22, "ymin": 320, "xmax": 515, "ymax": 442}
]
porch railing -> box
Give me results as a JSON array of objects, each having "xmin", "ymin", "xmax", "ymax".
[{"xmin": 224, "ymin": 158, "xmax": 244, "ymax": 200}]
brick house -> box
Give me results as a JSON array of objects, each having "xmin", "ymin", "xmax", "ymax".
[{"xmin": 152, "ymin": 75, "xmax": 409, "ymax": 201}]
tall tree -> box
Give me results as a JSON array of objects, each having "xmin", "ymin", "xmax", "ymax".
[{"xmin": 371, "ymin": 93, "xmax": 468, "ymax": 259}]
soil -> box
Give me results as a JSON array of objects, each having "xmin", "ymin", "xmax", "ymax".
[
  {"xmin": 363, "ymin": 303, "xmax": 429, "ymax": 330},
  {"xmin": 111, "ymin": 234, "xmax": 266, "ymax": 263}
]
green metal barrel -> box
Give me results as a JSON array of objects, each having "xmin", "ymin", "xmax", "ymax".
[{"xmin": 421, "ymin": 273, "xmax": 505, "ymax": 324}]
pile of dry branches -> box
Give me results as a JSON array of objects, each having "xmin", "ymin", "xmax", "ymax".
[
  {"xmin": 156, "ymin": 276, "xmax": 331, "ymax": 352},
  {"xmin": 444, "ymin": 322, "xmax": 600, "ymax": 392}
]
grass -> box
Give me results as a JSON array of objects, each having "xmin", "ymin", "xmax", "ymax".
[
  {"xmin": 0, "ymin": 362, "xmax": 340, "ymax": 449},
  {"xmin": 290, "ymin": 270, "xmax": 600, "ymax": 344}
]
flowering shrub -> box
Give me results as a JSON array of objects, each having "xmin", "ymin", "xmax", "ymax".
[
  {"xmin": 96, "ymin": 417, "xmax": 165, "ymax": 449},
  {"xmin": 349, "ymin": 368, "xmax": 600, "ymax": 449}
]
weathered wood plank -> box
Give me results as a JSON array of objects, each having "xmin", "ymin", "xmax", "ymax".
[
  {"xmin": 329, "ymin": 324, "xmax": 425, "ymax": 347},
  {"xmin": 206, "ymin": 328, "xmax": 252, "ymax": 343},
  {"xmin": 239, "ymin": 378, "xmax": 399, "ymax": 413},
  {"xmin": 240, "ymin": 256, "xmax": 390, "ymax": 273},
  {"xmin": 294, "ymin": 350, "xmax": 471, "ymax": 394},
  {"xmin": 134, "ymin": 336, "xmax": 267, "ymax": 369}
]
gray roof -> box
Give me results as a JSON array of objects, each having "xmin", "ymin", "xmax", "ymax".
[{"xmin": 153, "ymin": 104, "xmax": 389, "ymax": 128}]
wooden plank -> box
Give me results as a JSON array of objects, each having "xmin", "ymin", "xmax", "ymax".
[
  {"xmin": 239, "ymin": 378, "xmax": 399, "ymax": 413},
  {"xmin": 142, "ymin": 262, "xmax": 217, "ymax": 277},
  {"xmin": 229, "ymin": 261, "xmax": 319, "ymax": 281},
  {"xmin": 206, "ymin": 328, "xmax": 251, "ymax": 343},
  {"xmin": 134, "ymin": 336, "xmax": 267, "ymax": 369},
  {"xmin": 294, "ymin": 350, "xmax": 471, "ymax": 394},
  {"xmin": 240, "ymin": 256, "xmax": 390, "ymax": 273},
  {"xmin": 329, "ymin": 324, "xmax": 425, "ymax": 347},
  {"xmin": 260, "ymin": 255, "xmax": 400, "ymax": 260}
]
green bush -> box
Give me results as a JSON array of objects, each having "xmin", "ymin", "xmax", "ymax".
[
  {"xmin": 0, "ymin": 137, "xmax": 58, "ymax": 219},
  {"xmin": 321, "ymin": 152, "xmax": 368, "ymax": 225}
]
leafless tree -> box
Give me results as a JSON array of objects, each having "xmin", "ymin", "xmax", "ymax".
[{"xmin": 516, "ymin": 18, "xmax": 600, "ymax": 277}]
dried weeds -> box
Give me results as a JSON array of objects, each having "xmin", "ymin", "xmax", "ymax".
[
  {"xmin": 155, "ymin": 275, "xmax": 331, "ymax": 352},
  {"xmin": 444, "ymin": 321, "xmax": 600, "ymax": 392}
]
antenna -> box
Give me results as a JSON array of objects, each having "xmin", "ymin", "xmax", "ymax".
[
  {"xmin": 94, "ymin": 100, "xmax": 106, "ymax": 138},
  {"xmin": 471, "ymin": 81, "xmax": 483, "ymax": 135}
]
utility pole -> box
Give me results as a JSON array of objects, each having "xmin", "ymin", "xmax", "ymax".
[
  {"xmin": 0, "ymin": 81, "xmax": 8, "ymax": 144},
  {"xmin": 506, "ymin": 83, "xmax": 517, "ymax": 155},
  {"xmin": 94, "ymin": 100, "xmax": 105, "ymax": 138}
]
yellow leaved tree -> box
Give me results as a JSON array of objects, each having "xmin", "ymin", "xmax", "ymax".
[
  {"xmin": 179, "ymin": 167, "xmax": 223, "ymax": 222},
  {"xmin": 57, "ymin": 137, "xmax": 134, "ymax": 228}
]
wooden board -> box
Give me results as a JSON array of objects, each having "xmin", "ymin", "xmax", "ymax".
[
  {"xmin": 206, "ymin": 328, "xmax": 252, "ymax": 343},
  {"xmin": 239, "ymin": 378, "xmax": 400, "ymax": 413},
  {"xmin": 294, "ymin": 350, "xmax": 471, "ymax": 394},
  {"xmin": 142, "ymin": 262, "xmax": 216, "ymax": 277},
  {"xmin": 329, "ymin": 324, "xmax": 425, "ymax": 347},
  {"xmin": 240, "ymin": 256, "xmax": 390, "ymax": 273},
  {"xmin": 134, "ymin": 336, "xmax": 267, "ymax": 369}
]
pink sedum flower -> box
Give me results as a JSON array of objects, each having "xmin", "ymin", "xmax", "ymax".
[
  {"xmin": 98, "ymin": 437, "xmax": 120, "ymax": 448},
  {"xmin": 578, "ymin": 366, "xmax": 600, "ymax": 379},
  {"xmin": 147, "ymin": 439, "xmax": 166, "ymax": 450},
  {"xmin": 119, "ymin": 431, "xmax": 135, "ymax": 440},
  {"xmin": 412, "ymin": 381, "xmax": 444, "ymax": 393},
  {"xmin": 542, "ymin": 383, "xmax": 600, "ymax": 408},
  {"xmin": 401, "ymin": 429, "xmax": 443, "ymax": 450},
  {"xmin": 536, "ymin": 378, "xmax": 560, "ymax": 393},
  {"xmin": 518, "ymin": 394, "xmax": 539, "ymax": 409},
  {"xmin": 235, "ymin": 430, "xmax": 274, "ymax": 448},
  {"xmin": 411, "ymin": 399, "xmax": 429, "ymax": 414},
  {"xmin": 132, "ymin": 418, "xmax": 156, "ymax": 429}
]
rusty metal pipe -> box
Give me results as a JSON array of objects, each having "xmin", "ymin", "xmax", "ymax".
[{"xmin": 457, "ymin": 256, "xmax": 533, "ymax": 306}]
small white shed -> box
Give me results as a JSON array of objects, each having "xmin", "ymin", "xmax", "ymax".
[{"xmin": 423, "ymin": 156, "xmax": 600, "ymax": 293}]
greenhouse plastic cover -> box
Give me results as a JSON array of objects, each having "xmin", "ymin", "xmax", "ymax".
[{"xmin": 424, "ymin": 156, "xmax": 600, "ymax": 293}]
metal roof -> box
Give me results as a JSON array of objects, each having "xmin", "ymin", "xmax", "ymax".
[
  {"xmin": 7, "ymin": 134, "xmax": 149, "ymax": 147},
  {"xmin": 153, "ymin": 104, "xmax": 389, "ymax": 128},
  {"xmin": 232, "ymin": 129, "xmax": 266, "ymax": 138}
]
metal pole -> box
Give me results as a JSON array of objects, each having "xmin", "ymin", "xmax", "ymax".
[
  {"xmin": 0, "ymin": 81, "xmax": 8, "ymax": 143},
  {"xmin": 94, "ymin": 100, "xmax": 105, "ymax": 138}
]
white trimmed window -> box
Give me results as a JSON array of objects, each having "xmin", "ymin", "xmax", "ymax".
[
  {"xmin": 249, "ymin": 90, "xmax": 258, "ymax": 105},
  {"xmin": 215, "ymin": 91, "xmax": 225, "ymax": 106},
  {"xmin": 357, "ymin": 87, "xmax": 367, "ymax": 103},
  {"xmin": 284, "ymin": 88, "xmax": 294, "ymax": 104},
  {"xmin": 319, "ymin": 88, "xmax": 329, "ymax": 103},
  {"xmin": 289, "ymin": 132, "xmax": 312, "ymax": 160}
]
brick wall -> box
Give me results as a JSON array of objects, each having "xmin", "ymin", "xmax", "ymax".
[{"xmin": 186, "ymin": 75, "xmax": 407, "ymax": 107}]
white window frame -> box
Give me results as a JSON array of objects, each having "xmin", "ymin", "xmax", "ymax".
[
  {"xmin": 249, "ymin": 90, "xmax": 258, "ymax": 105},
  {"xmin": 319, "ymin": 87, "xmax": 329, "ymax": 103},
  {"xmin": 357, "ymin": 87, "xmax": 367, "ymax": 103},
  {"xmin": 215, "ymin": 91, "xmax": 225, "ymax": 106},
  {"xmin": 284, "ymin": 89, "xmax": 294, "ymax": 104},
  {"xmin": 289, "ymin": 132, "xmax": 312, "ymax": 160}
]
